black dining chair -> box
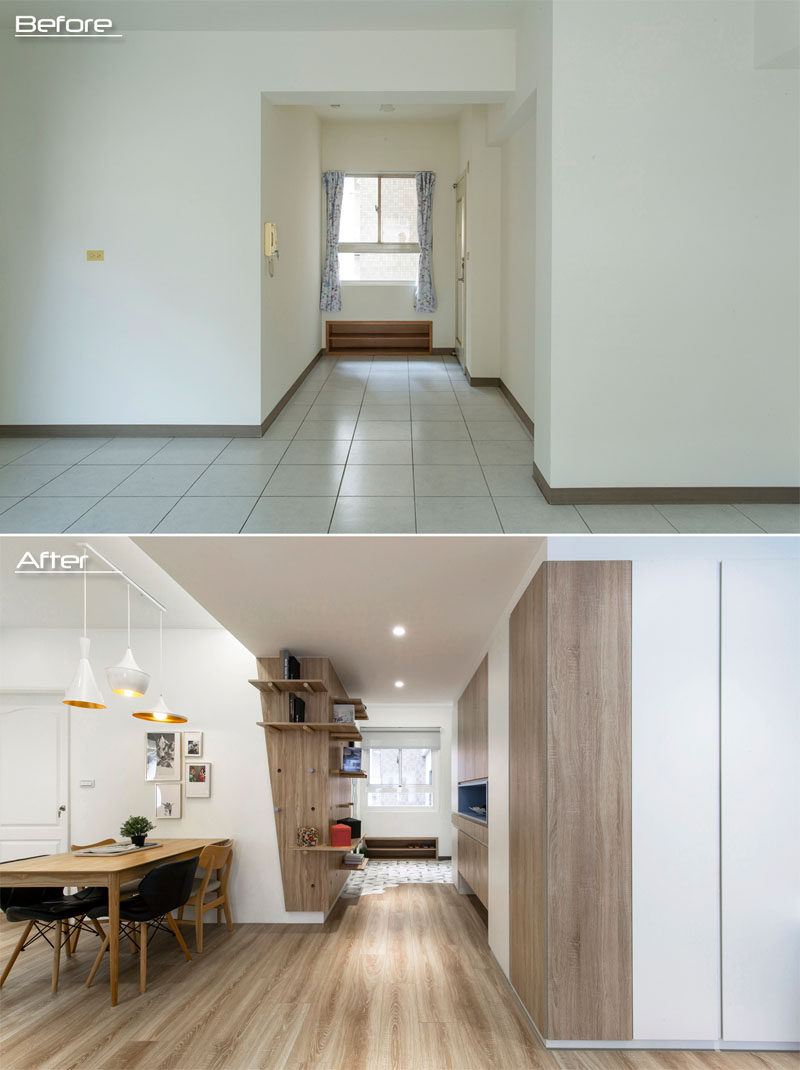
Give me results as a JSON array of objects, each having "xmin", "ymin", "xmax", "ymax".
[
  {"xmin": 0, "ymin": 882, "xmax": 108, "ymax": 993},
  {"xmin": 85, "ymin": 856, "xmax": 198, "ymax": 995}
]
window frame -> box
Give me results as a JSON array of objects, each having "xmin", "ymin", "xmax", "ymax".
[
  {"xmin": 363, "ymin": 745, "xmax": 437, "ymax": 813},
  {"xmin": 338, "ymin": 173, "xmax": 420, "ymax": 257}
]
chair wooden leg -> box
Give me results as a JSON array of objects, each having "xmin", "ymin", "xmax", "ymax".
[
  {"xmin": 51, "ymin": 920, "xmax": 63, "ymax": 993},
  {"xmin": 166, "ymin": 913, "xmax": 192, "ymax": 962},
  {"xmin": 195, "ymin": 901, "xmax": 203, "ymax": 954},
  {"xmin": 177, "ymin": 905, "xmax": 185, "ymax": 923},
  {"xmin": 223, "ymin": 898, "xmax": 233, "ymax": 933},
  {"xmin": 139, "ymin": 922, "xmax": 147, "ymax": 995},
  {"xmin": 85, "ymin": 934, "xmax": 110, "ymax": 988},
  {"xmin": 70, "ymin": 916, "xmax": 84, "ymax": 954},
  {"xmin": 91, "ymin": 919, "xmax": 107, "ymax": 941},
  {"xmin": 0, "ymin": 921, "xmax": 35, "ymax": 986}
]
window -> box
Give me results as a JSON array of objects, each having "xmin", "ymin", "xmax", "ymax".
[
  {"xmin": 338, "ymin": 174, "xmax": 419, "ymax": 283},
  {"xmin": 366, "ymin": 747, "xmax": 434, "ymax": 808}
]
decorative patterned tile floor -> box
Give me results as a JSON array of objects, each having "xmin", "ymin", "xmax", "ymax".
[
  {"xmin": 0, "ymin": 354, "xmax": 795, "ymax": 533},
  {"xmin": 341, "ymin": 859, "xmax": 454, "ymax": 900}
]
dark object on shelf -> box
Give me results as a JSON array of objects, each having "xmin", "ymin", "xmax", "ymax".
[
  {"xmin": 289, "ymin": 694, "xmax": 305, "ymax": 723},
  {"xmin": 341, "ymin": 817, "xmax": 361, "ymax": 839},
  {"xmin": 458, "ymin": 779, "xmax": 488, "ymax": 824},
  {"xmin": 283, "ymin": 653, "xmax": 301, "ymax": 680},
  {"xmin": 363, "ymin": 837, "xmax": 438, "ymax": 859},
  {"xmin": 341, "ymin": 746, "xmax": 361, "ymax": 773}
]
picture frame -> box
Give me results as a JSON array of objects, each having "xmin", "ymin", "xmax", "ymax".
[
  {"xmin": 145, "ymin": 730, "xmax": 182, "ymax": 781},
  {"xmin": 185, "ymin": 761, "xmax": 211, "ymax": 798},
  {"xmin": 155, "ymin": 782, "xmax": 181, "ymax": 820},
  {"xmin": 184, "ymin": 731, "xmax": 203, "ymax": 758}
]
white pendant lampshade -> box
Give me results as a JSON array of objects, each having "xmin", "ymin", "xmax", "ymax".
[
  {"xmin": 132, "ymin": 613, "xmax": 186, "ymax": 724},
  {"xmin": 107, "ymin": 586, "xmax": 150, "ymax": 698},
  {"xmin": 132, "ymin": 693, "xmax": 186, "ymax": 725},
  {"xmin": 64, "ymin": 638, "xmax": 106, "ymax": 709}
]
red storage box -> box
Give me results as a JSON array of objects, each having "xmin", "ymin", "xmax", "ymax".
[{"xmin": 330, "ymin": 823, "xmax": 352, "ymax": 847}]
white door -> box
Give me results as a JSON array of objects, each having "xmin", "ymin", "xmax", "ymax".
[
  {"xmin": 720, "ymin": 559, "xmax": 800, "ymax": 1044},
  {"xmin": 0, "ymin": 694, "xmax": 69, "ymax": 861},
  {"xmin": 455, "ymin": 175, "xmax": 467, "ymax": 366}
]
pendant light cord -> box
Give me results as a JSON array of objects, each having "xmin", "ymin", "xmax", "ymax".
[
  {"xmin": 82, "ymin": 559, "xmax": 88, "ymax": 638},
  {"xmin": 159, "ymin": 611, "xmax": 164, "ymax": 685},
  {"xmin": 127, "ymin": 584, "xmax": 131, "ymax": 647}
]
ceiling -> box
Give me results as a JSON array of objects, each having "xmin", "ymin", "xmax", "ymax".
[
  {"xmin": 267, "ymin": 92, "xmax": 493, "ymax": 123},
  {"xmin": 0, "ymin": 0, "xmax": 530, "ymax": 33},
  {"xmin": 134, "ymin": 535, "xmax": 544, "ymax": 702},
  {"xmin": 0, "ymin": 537, "xmax": 220, "ymax": 630}
]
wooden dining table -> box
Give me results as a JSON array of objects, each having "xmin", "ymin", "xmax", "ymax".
[{"xmin": 0, "ymin": 838, "xmax": 226, "ymax": 1005}]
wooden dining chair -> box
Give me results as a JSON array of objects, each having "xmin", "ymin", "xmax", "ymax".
[
  {"xmin": 176, "ymin": 840, "xmax": 234, "ymax": 952},
  {"xmin": 69, "ymin": 840, "xmax": 139, "ymax": 953}
]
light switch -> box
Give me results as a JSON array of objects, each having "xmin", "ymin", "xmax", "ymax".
[
  {"xmin": 79, "ymin": 779, "xmax": 95, "ymax": 788},
  {"xmin": 86, "ymin": 250, "xmax": 104, "ymax": 261}
]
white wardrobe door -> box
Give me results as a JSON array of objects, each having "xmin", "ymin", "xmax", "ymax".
[
  {"xmin": 632, "ymin": 560, "xmax": 721, "ymax": 1040},
  {"xmin": 721, "ymin": 558, "xmax": 800, "ymax": 1044}
]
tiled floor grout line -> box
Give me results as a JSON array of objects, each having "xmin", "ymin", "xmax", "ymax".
[
  {"xmin": 729, "ymin": 502, "xmax": 768, "ymax": 533},
  {"xmin": 238, "ymin": 355, "xmax": 342, "ymax": 533},
  {"xmin": 327, "ymin": 355, "xmax": 375, "ymax": 533},
  {"xmin": 450, "ymin": 372, "xmax": 509, "ymax": 533},
  {"xmin": 650, "ymin": 503, "xmax": 689, "ymax": 534}
]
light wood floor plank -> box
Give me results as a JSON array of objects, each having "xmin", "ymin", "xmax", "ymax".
[{"xmin": 1, "ymin": 885, "xmax": 795, "ymax": 1070}]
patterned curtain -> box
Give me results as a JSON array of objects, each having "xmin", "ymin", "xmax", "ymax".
[
  {"xmin": 414, "ymin": 171, "xmax": 437, "ymax": 312},
  {"xmin": 320, "ymin": 170, "xmax": 345, "ymax": 312}
]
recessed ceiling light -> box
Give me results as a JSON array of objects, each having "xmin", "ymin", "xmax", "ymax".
[
  {"xmin": 394, "ymin": 680, "xmax": 405, "ymax": 688},
  {"xmin": 392, "ymin": 625, "xmax": 406, "ymax": 637},
  {"xmin": 379, "ymin": 104, "xmax": 396, "ymax": 113}
]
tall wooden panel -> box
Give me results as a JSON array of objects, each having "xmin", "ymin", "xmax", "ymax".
[
  {"xmin": 457, "ymin": 654, "xmax": 488, "ymax": 783},
  {"xmin": 457, "ymin": 829, "xmax": 488, "ymax": 908},
  {"xmin": 546, "ymin": 561, "xmax": 632, "ymax": 1040},
  {"xmin": 509, "ymin": 561, "xmax": 632, "ymax": 1043},
  {"xmin": 509, "ymin": 563, "xmax": 548, "ymax": 1035}
]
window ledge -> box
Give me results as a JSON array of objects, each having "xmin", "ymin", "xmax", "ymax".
[{"xmin": 340, "ymin": 281, "xmax": 415, "ymax": 287}]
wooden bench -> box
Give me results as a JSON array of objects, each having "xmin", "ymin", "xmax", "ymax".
[
  {"xmin": 363, "ymin": 837, "xmax": 438, "ymax": 859},
  {"xmin": 326, "ymin": 320, "xmax": 432, "ymax": 355}
]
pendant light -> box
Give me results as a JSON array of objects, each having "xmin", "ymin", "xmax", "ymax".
[
  {"xmin": 64, "ymin": 564, "xmax": 106, "ymax": 710},
  {"xmin": 132, "ymin": 612, "xmax": 186, "ymax": 724},
  {"xmin": 106, "ymin": 584, "xmax": 150, "ymax": 698}
]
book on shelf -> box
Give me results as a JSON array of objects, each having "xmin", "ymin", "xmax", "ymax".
[
  {"xmin": 343, "ymin": 852, "xmax": 363, "ymax": 866},
  {"xmin": 332, "ymin": 703, "xmax": 355, "ymax": 723},
  {"xmin": 341, "ymin": 746, "xmax": 362, "ymax": 773},
  {"xmin": 283, "ymin": 652, "xmax": 301, "ymax": 680},
  {"xmin": 289, "ymin": 694, "xmax": 305, "ymax": 723}
]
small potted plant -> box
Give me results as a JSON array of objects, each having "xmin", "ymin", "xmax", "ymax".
[{"xmin": 120, "ymin": 815, "xmax": 155, "ymax": 848}]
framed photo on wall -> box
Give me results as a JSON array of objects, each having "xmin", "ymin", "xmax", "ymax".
[
  {"xmin": 155, "ymin": 783, "xmax": 182, "ymax": 820},
  {"xmin": 184, "ymin": 732, "xmax": 203, "ymax": 758},
  {"xmin": 185, "ymin": 761, "xmax": 211, "ymax": 798},
  {"xmin": 145, "ymin": 731, "xmax": 182, "ymax": 781}
]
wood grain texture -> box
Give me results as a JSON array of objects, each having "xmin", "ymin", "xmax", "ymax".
[
  {"xmin": 457, "ymin": 832, "xmax": 488, "ymax": 909},
  {"xmin": 451, "ymin": 812, "xmax": 488, "ymax": 846},
  {"xmin": 509, "ymin": 562, "xmax": 549, "ymax": 1035},
  {"xmin": 2, "ymin": 881, "xmax": 792, "ymax": 1070},
  {"xmin": 546, "ymin": 561, "xmax": 632, "ymax": 1041},
  {"xmin": 457, "ymin": 654, "xmax": 488, "ymax": 783}
]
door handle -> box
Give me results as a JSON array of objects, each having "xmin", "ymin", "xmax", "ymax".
[{"xmin": 57, "ymin": 805, "xmax": 66, "ymax": 818}]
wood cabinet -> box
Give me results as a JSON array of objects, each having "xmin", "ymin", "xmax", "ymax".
[
  {"xmin": 457, "ymin": 654, "xmax": 488, "ymax": 783},
  {"xmin": 252, "ymin": 652, "xmax": 367, "ymax": 915},
  {"xmin": 509, "ymin": 561, "xmax": 632, "ymax": 1042},
  {"xmin": 457, "ymin": 829, "xmax": 488, "ymax": 908}
]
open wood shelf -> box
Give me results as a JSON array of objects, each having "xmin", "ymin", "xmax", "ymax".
[
  {"xmin": 257, "ymin": 722, "xmax": 362, "ymax": 742},
  {"xmin": 249, "ymin": 679, "xmax": 327, "ymax": 694},
  {"xmin": 326, "ymin": 320, "xmax": 432, "ymax": 355},
  {"xmin": 292, "ymin": 835, "xmax": 364, "ymax": 853},
  {"xmin": 330, "ymin": 770, "xmax": 367, "ymax": 778},
  {"xmin": 342, "ymin": 857, "xmax": 368, "ymax": 871},
  {"xmin": 331, "ymin": 697, "xmax": 368, "ymax": 720}
]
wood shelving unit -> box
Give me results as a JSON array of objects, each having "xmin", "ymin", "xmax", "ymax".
[
  {"xmin": 330, "ymin": 696, "xmax": 368, "ymax": 720},
  {"xmin": 330, "ymin": 770, "xmax": 367, "ymax": 779},
  {"xmin": 363, "ymin": 837, "xmax": 439, "ymax": 860},
  {"xmin": 252, "ymin": 652, "xmax": 366, "ymax": 914},
  {"xmin": 249, "ymin": 678, "xmax": 327, "ymax": 694}
]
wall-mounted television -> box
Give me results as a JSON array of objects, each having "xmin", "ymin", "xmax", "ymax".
[{"xmin": 457, "ymin": 779, "xmax": 487, "ymax": 824}]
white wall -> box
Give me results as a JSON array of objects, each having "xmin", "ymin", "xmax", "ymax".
[
  {"xmin": 261, "ymin": 103, "xmax": 322, "ymax": 419},
  {"xmin": 320, "ymin": 121, "xmax": 458, "ymax": 350},
  {"xmin": 0, "ymin": 28, "xmax": 514, "ymax": 428},
  {"xmin": 500, "ymin": 113, "xmax": 537, "ymax": 419},
  {"xmin": 0, "ymin": 626, "xmax": 312, "ymax": 924},
  {"xmin": 355, "ymin": 703, "xmax": 453, "ymax": 856},
  {"xmin": 546, "ymin": 0, "xmax": 800, "ymax": 489}
]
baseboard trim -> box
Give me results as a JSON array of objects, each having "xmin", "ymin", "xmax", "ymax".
[
  {"xmin": 532, "ymin": 461, "xmax": 800, "ymax": 505},
  {"xmin": 260, "ymin": 348, "xmax": 324, "ymax": 435},
  {"xmin": 0, "ymin": 350, "xmax": 326, "ymax": 440},
  {"xmin": 0, "ymin": 422, "xmax": 264, "ymax": 439}
]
